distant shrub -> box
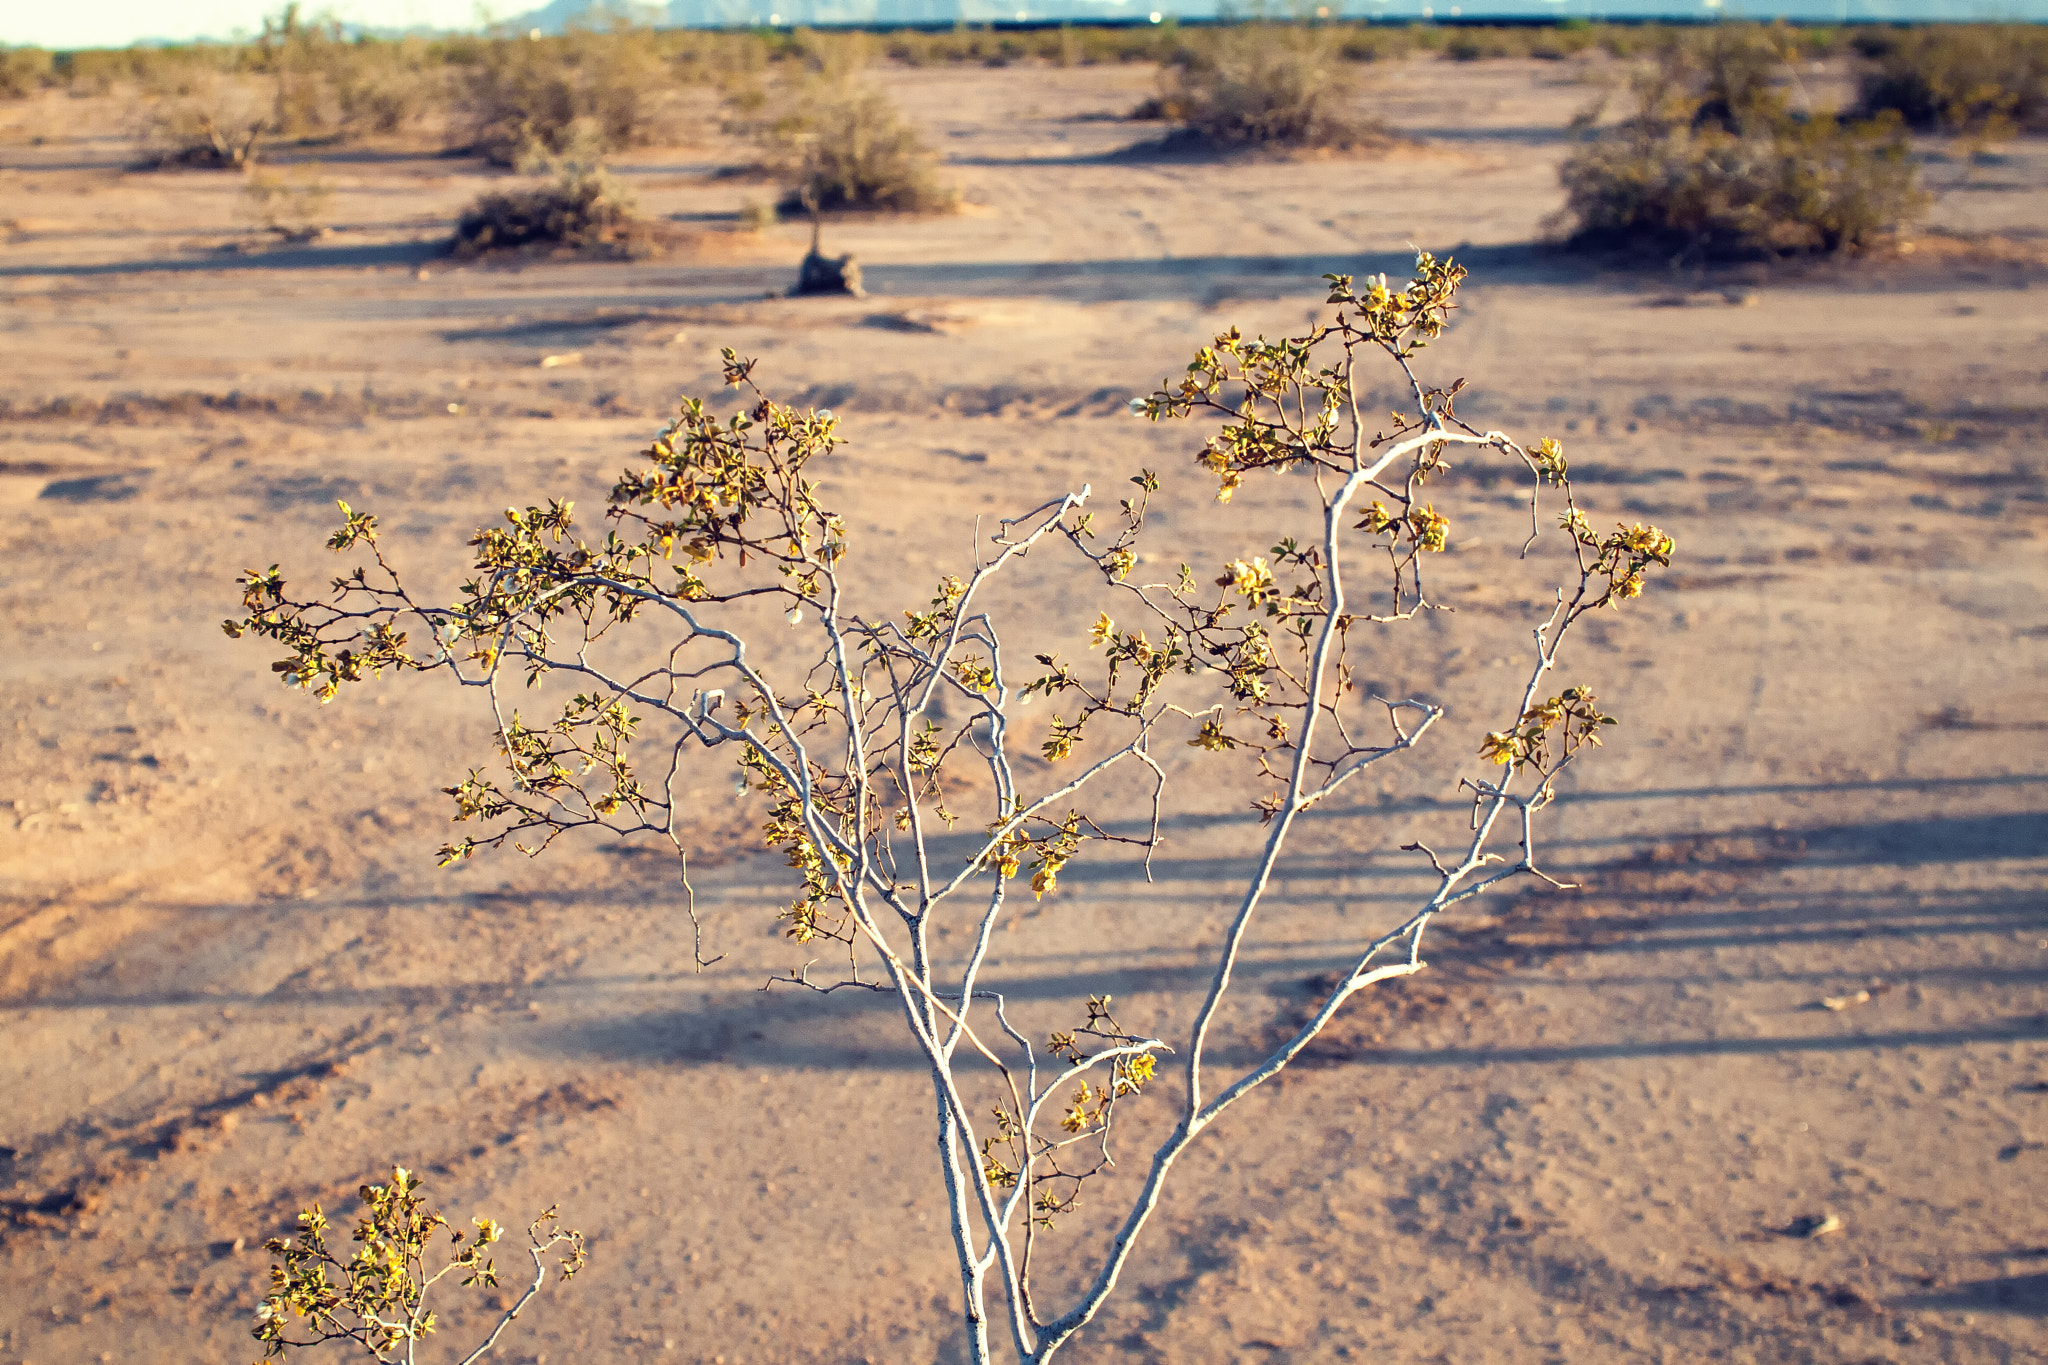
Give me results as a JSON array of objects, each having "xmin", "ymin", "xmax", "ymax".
[
  {"xmin": 1854, "ymin": 25, "xmax": 2048, "ymax": 135},
  {"xmin": 325, "ymin": 37, "xmax": 444, "ymax": 136},
  {"xmin": 132, "ymin": 70, "xmax": 271, "ymax": 169},
  {"xmin": 459, "ymin": 23, "xmax": 675, "ymax": 165},
  {"xmin": 1558, "ymin": 30, "xmax": 1926, "ymax": 260},
  {"xmin": 451, "ymin": 127, "xmax": 662, "ymax": 257},
  {"xmin": 256, "ymin": 4, "xmax": 339, "ymax": 137},
  {"xmin": 1334, "ymin": 28, "xmax": 1412, "ymax": 63},
  {"xmin": 0, "ymin": 47, "xmax": 56, "ymax": 99},
  {"xmin": 880, "ymin": 22, "xmax": 1168, "ymax": 67},
  {"xmin": 1560, "ymin": 114, "xmax": 1925, "ymax": 259},
  {"xmin": 1445, "ymin": 29, "xmax": 1522, "ymax": 63},
  {"xmin": 1163, "ymin": 24, "xmax": 1387, "ymax": 152},
  {"xmin": 243, "ymin": 167, "xmax": 335, "ymax": 241},
  {"xmin": 59, "ymin": 46, "xmax": 168, "ymax": 98},
  {"xmin": 765, "ymin": 76, "xmax": 954, "ymax": 213}
]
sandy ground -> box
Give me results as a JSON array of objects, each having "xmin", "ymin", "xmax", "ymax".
[{"xmin": 2, "ymin": 56, "xmax": 2046, "ymax": 1365}]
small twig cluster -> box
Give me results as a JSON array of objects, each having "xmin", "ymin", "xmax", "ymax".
[{"xmin": 252, "ymin": 1167, "xmax": 585, "ymax": 1364}]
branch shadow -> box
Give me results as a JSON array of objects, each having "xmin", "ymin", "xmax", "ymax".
[
  {"xmin": 0, "ymin": 243, "xmax": 1567, "ymax": 299},
  {"xmin": 1894, "ymin": 1271, "xmax": 2048, "ymax": 1318},
  {"xmin": 0, "ymin": 238, "xmax": 442, "ymax": 279}
]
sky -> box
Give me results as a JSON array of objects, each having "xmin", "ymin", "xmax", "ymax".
[{"xmin": 5, "ymin": 1, "xmax": 489, "ymax": 50}]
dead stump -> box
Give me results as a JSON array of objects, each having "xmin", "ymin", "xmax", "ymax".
[{"xmin": 791, "ymin": 249, "xmax": 864, "ymax": 298}]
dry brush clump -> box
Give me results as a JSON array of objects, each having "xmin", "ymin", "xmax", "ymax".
[
  {"xmin": 762, "ymin": 54, "xmax": 955, "ymax": 214},
  {"xmin": 243, "ymin": 166, "xmax": 336, "ymax": 242},
  {"xmin": 450, "ymin": 127, "xmax": 664, "ymax": 259},
  {"xmin": 130, "ymin": 64, "xmax": 273, "ymax": 169},
  {"xmin": 1148, "ymin": 23, "xmax": 1390, "ymax": 154},
  {"xmin": 455, "ymin": 22, "xmax": 678, "ymax": 166},
  {"xmin": 121, "ymin": 9, "xmax": 444, "ymax": 169},
  {"xmin": 310, "ymin": 34, "xmax": 446, "ymax": 139},
  {"xmin": 1557, "ymin": 26, "xmax": 1927, "ymax": 260},
  {"xmin": 225, "ymin": 256, "xmax": 1676, "ymax": 1362},
  {"xmin": 1853, "ymin": 24, "xmax": 2048, "ymax": 137},
  {"xmin": 0, "ymin": 47, "xmax": 57, "ymax": 99}
]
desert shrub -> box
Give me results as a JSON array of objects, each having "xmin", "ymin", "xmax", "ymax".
[
  {"xmin": 0, "ymin": 48, "xmax": 56, "ymax": 99},
  {"xmin": 243, "ymin": 167, "xmax": 335, "ymax": 241},
  {"xmin": 1560, "ymin": 113, "xmax": 1924, "ymax": 259},
  {"xmin": 1854, "ymin": 25, "xmax": 2048, "ymax": 135},
  {"xmin": 458, "ymin": 22, "xmax": 675, "ymax": 165},
  {"xmin": 329, "ymin": 42, "xmax": 443, "ymax": 137},
  {"xmin": 227, "ymin": 256, "xmax": 1674, "ymax": 1363},
  {"xmin": 878, "ymin": 22, "xmax": 1174, "ymax": 68},
  {"xmin": 765, "ymin": 74, "xmax": 954, "ymax": 213},
  {"xmin": 1162, "ymin": 23, "xmax": 1385, "ymax": 152},
  {"xmin": 60, "ymin": 46, "xmax": 175, "ymax": 97},
  {"xmin": 1558, "ymin": 32, "xmax": 1926, "ymax": 259},
  {"xmin": 1425, "ymin": 25, "xmax": 1597, "ymax": 62},
  {"xmin": 450, "ymin": 135, "xmax": 656, "ymax": 258},
  {"xmin": 1444, "ymin": 28, "xmax": 1527, "ymax": 63},
  {"xmin": 250, "ymin": 1166, "xmax": 583, "ymax": 1361},
  {"xmin": 132, "ymin": 69, "xmax": 272, "ymax": 169},
  {"xmin": 256, "ymin": 4, "xmax": 342, "ymax": 137},
  {"xmin": 1334, "ymin": 27, "xmax": 1413, "ymax": 63}
]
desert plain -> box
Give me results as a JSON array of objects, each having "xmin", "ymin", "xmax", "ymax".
[{"xmin": 1, "ymin": 52, "xmax": 2046, "ymax": 1364}]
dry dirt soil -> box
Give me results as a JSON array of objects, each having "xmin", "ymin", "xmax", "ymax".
[{"xmin": 3, "ymin": 56, "xmax": 2046, "ymax": 1365}]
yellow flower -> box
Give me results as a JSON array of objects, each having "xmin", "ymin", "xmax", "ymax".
[{"xmin": 1223, "ymin": 557, "xmax": 1273, "ymax": 599}]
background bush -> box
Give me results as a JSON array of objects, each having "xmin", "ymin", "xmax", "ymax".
[
  {"xmin": 457, "ymin": 22, "xmax": 676, "ymax": 165},
  {"xmin": 451, "ymin": 123, "xmax": 658, "ymax": 256},
  {"xmin": 1162, "ymin": 23, "xmax": 1386, "ymax": 152},
  {"xmin": 1854, "ymin": 24, "xmax": 2048, "ymax": 134},
  {"xmin": 766, "ymin": 69, "xmax": 954, "ymax": 213},
  {"xmin": 0, "ymin": 48, "xmax": 57, "ymax": 99},
  {"xmin": 130, "ymin": 66, "xmax": 271, "ymax": 168},
  {"xmin": 1558, "ymin": 28, "xmax": 1927, "ymax": 259}
]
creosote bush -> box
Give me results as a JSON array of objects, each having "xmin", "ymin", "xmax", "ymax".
[
  {"xmin": 765, "ymin": 70, "xmax": 955, "ymax": 214},
  {"xmin": 252, "ymin": 1166, "xmax": 584, "ymax": 1362},
  {"xmin": 1558, "ymin": 27, "xmax": 1926, "ymax": 259},
  {"xmin": 226, "ymin": 256, "xmax": 1675, "ymax": 1362},
  {"xmin": 1155, "ymin": 23, "xmax": 1387, "ymax": 153},
  {"xmin": 132, "ymin": 67, "xmax": 272, "ymax": 169},
  {"xmin": 0, "ymin": 47, "xmax": 57, "ymax": 99},
  {"xmin": 244, "ymin": 166, "xmax": 335, "ymax": 241},
  {"xmin": 457, "ymin": 22, "xmax": 675, "ymax": 166},
  {"xmin": 1853, "ymin": 24, "xmax": 2048, "ymax": 136},
  {"xmin": 450, "ymin": 124, "xmax": 660, "ymax": 259}
]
